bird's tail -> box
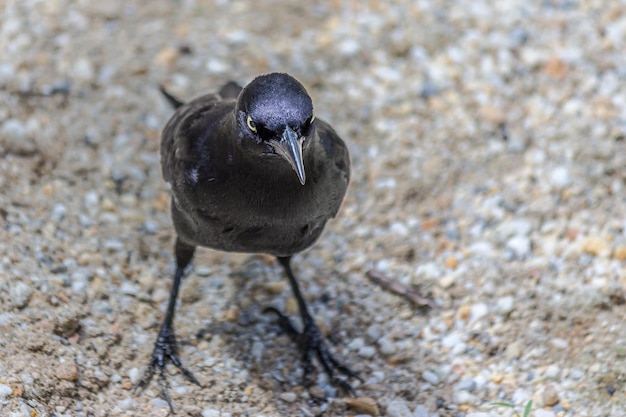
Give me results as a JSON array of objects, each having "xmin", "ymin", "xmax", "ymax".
[{"xmin": 158, "ymin": 85, "xmax": 185, "ymax": 109}]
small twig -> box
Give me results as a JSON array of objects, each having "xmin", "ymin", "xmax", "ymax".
[{"xmin": 366, "ymin": 270, "xmax": 436, "ymax": 309}]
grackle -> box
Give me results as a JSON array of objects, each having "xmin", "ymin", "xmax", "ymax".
[{"xmin": 134, "ymin": 73, "xmax": 359, "ymax": 411}]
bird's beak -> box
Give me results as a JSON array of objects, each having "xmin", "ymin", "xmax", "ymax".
[{"xmin": 270, "ymin": 126, "xmax": 306, "ymax": 185}]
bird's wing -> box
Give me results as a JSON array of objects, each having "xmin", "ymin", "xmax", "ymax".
[
  {"xmin": 160, "ymin": 93, "xmax": 233, "ymax": 184},
  {"xmin": 315, "ymin": 119, "xmax": 351, "ymax": 216},
  {"xmin": 218, "ymin": 81, "xmax": 243, "ymax": 99}
]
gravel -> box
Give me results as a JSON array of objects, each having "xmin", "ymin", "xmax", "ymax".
[{"xmin": 1, "ymin": 0, "xmax": 626, "ymax": 416}]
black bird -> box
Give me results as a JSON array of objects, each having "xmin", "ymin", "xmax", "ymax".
[{"xmin": 135, "ymin": 73, "xmax": 358, "ymax": 411}]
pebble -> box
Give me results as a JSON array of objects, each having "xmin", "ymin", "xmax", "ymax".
[
  {"xmin": 55, "ymin": 362, "xmax": 78, "ymax": 381},
  {"xmin": 506, "ymin": 236, "xmax": 532, "ymax": 259},
  {"xmin": 505, "ymin": 340, "xmax": 523, "ymax": 359},
  {"xmin": 2, "ymin": 1, "xmax": 624, "ymax": 416},
  {"xmin": 422, "ymin": 370, "xmax": 440, "ymax": 385},
  {"xmin": 453, "ymin": 390, "xmax": 476, "ymax": 405},
  {"xmin": 544, "ymin": 364, "xmax": 560, "ymax": 379},
  {"xmin": 1, "ymin": 118, "xmax": 26, "ymax": 139},
  {"xmin": 386, "ymin": 399, "xmax": 412, "ymax": 417},
  {"xmin": 456, "ymin": 379, "xmax": 477, "ymax": 392},
  {"xmin": 0, "ymin": 383, "xmax": 13, "ymax": 399},
  {"xmin": 442, "ymin": 333, "xmax": 466, "ymax": 354},
  {"xmin": 542, "ymin": 385, "xmax": 560, "ymax": 406},
  {"xmin": 550, "ymin": 338, "xmax": 569, "ymax": 350},
  {"xmin": 470, "ymin": 302, "xmax": 489, "ymax": 322},
  {"xmin": 497, "ymin": 218, "xmax": 533, "ymax": 240},
  {"xmin": 10, "ymin": 281, "xmax": 33, "ymax": 309},
  {"xmin": 343, "ymin": 397, "xmax": 379, "ymax": 416},
  {"xmin": 549, "ymin": 166, "xmax": 571, "ymax": 188},
  {"xmin": 534, "ymin": 410, "xmax": 556, "ymax": 417},
  {"xmin": 358, "ymin": 346, "xmax": 377, "ymax": 358},
  {"xmin": 202, "ymin": 409, "xmax": 221, "ymax": 417},
  {"xmin": 348, "ymin": 337, "xmax": 365, "ymax": 351},
  {"xmin": 583, "ymin": 237, "xmax": 611, "ymax": 257},
  {"xmin": 378, "ymin": 337, "xmax": 396, "ymax": 355},
  {"xmin": 72, "ymin": 58, "xmax": 95, "ymax": 81},
  {"xmin": 511, "ymin": 388, "xmax": 531, "ymax": 405},
  {"xmin": 496, "ymin": 296, "xmax": 515, "ymax": 315},
  {"xmin": 128, "ymin": 367, "xmax": 141, "ymax": 385},
  {"xmin": 51, "ymin": 203, "xmax": 67, "ymax": 222},
  {"xmin": 251, "ymin": 340, "xmax": 264, "ymax": 362},
  {"xmin": 116, "ymin": 398, "xmax": 136, "ymax": 410},
  {"xmin": 279, "ymin": 392, "xmax": 297, "ymax": 403},
  {"xmin": 413, "ymin": 405, "xmax": 430, "ymax": 417}
]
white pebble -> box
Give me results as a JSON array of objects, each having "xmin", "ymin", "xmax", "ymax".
[
  {"xmin": 206, "ymin": 58, "xmax": 227, "ymax": 74},
  {"xmin": 104, "ymin": 239, "xmax": 125, "ymax": 251},
  {"xmin": 550, "ymin": 338, "xmax": 569, "ymax": 349},
  {"xmin": 497, "ymin": 218, "xmax": 533, "ymax": 240},
  {"xmin": 338, "ymin": 38, "xmax": 360, "ymax": 56},
  {"xmin": 468, "ymin": 241, "xmax": 496, "ymax": 258},
  {"xmin": 442, "ymin": 333, "xmax": 466, "ymax": 351},
  {"xmin": 120, "ymin": 282, "xmax": 139, "ymax": 296},
  {"xmin": 195, "ymin": 266, "xmax": 212, "ymax": 276},
  {"xmin": 2, "ymin": 118, "xmax": 26, "ymax": 139},
  {"xmin": 202, "ymin": 408, "xmax": 221, "ymax": 417},
  {"xmin": 414, "ymin": 262, "xmax": 441, "ymax": 280},
  {"xmin": 72, "ymin": 58, "xmax": 95, "ymax": 81},
  {"xmin": 10, "ymin": 281, "xmax": 33, "ymax": 309},
  {"xmin": 386, "ymin": 399, "xmax": 413, "ymax": 417},
  {"xmin": 422, "ymin": 370, "xmax": 440, "ymax": 385},
  {"xmin": 348, "ymin": 337, "xmax": 365, "ymax": 351},
  {"xmin": 279, "ymin": 392, "xmax": 297, "ymax": 403},
  {"xmin": 116, "ymin": 397, "xmax": 136, "ymax": 410},
  {"xmin": 51, "ymin": 203, "xmax": 67, "ymax": 222},
  {"xmin": 128, "ymin": 367, "xmax": 141, "ymax": 385},
  {"xmin": 0, "ymin": 383, "xmax": 13, "ymax": 399},
  {"xmin": 358, "ymin": 346, "xmax": 376, "ymax": 358},
  {"xmin": 83, "ymin": 191, "xmax": 100, "ymax": 212},
  {"xmin": 549, "ymin": 166, "xmax": 571, "ymax": 188},
  {"xmin": 544, "ymin": 364, "xmax": 560, "ymax": 379},
  {"xmin": 512, "ymin": 388, "xmax": 531, "ymax": 404},
  {"xmin": 496, "ymin": 296, "xmax": 515, "ymax": 315},
  {"xmin": 534, "ymin": 410, "xmax": 556, "ymax": 417},
  {"xmin": 251, "ymin": 341, "xmax": 264, "ymax": 362},
  {"xmin": 453, "ymin": 390, "xmax": 476, "ymax": 405},
  {"xmin": 413, "ymin": 405, "xmax": 430, "ymax": 417},
  {"xmin": 506, "ymin": 236, "xmax": 532, "ymax": 259},
  {"xmin": 378, "ymin": 337, "xmax": 396, "ymax": 355},
  {"xmin": 470, "ymin": 302, "xmax": 489, "ymax": 322}
]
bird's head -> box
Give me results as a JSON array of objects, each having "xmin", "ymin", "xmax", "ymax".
[{"xmin": 236, "ymin": 73, "xmax": 316, "ymax": 185}]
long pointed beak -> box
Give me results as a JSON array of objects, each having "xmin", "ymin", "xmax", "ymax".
[{"xmin": 270, "ymin": 127, "xmax": 306, "ymax": 185}]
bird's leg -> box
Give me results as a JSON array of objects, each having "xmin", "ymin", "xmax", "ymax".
[
  {"xmin": 134, "ymin": 238, "xmax": 201, "ymax": 413},
  {"xmin": 266, "ymin": 256, "xmax": 362, "ymax": 395}
]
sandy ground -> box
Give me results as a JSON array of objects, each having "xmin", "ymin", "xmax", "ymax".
[{"xmin": 1, "ymin": 1, "xmax": 626, "ymax": 416}]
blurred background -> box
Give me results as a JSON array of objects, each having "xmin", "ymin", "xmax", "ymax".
[{"xmin": 1, "ymin": 0, "xmax": 626, "ymax": 416}]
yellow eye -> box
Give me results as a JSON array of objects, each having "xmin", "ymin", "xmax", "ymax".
[{"xmin": 246, "ymin": 115, "xmax": 257, "ymax": 133}]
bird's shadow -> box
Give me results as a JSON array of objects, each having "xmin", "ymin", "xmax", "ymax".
[{"xmin": 189, "ymin": 254, "xmax": 362, "ymax": 399}]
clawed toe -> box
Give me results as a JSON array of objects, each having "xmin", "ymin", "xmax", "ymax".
[
  {"xmin": 265, "ymin": 307, "xmax": 361, "ymax": 394},
  {"xmin": 134, "ymin": 327, "xmax": 201, "ymax": 413}
]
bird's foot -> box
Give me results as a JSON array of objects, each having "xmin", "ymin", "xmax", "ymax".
[
  {"xmin": 265, "ymin": 307, "xmax": 362, "ymax": 395},
  {"xmin": 133, "ymin": 326, "xmax": 202, "ymax": 413}
]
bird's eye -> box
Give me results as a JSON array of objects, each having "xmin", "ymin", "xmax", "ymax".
[{"xmin": 246, "ymin": 115, "xmax": 257, "ymax": 133}]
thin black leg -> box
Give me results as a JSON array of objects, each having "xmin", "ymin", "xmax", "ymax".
[
  {"xmin": 134, "ymin": 238, "xmax": 201, "ymax": 413},
  {"xmin": 266, "ymin": 256, "xmax": 362, "ymax": 394}
]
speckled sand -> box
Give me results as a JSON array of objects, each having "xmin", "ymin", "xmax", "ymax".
[{"xmin": 1, "ymin": 1, "xmax": 626, "ymax": 416}]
